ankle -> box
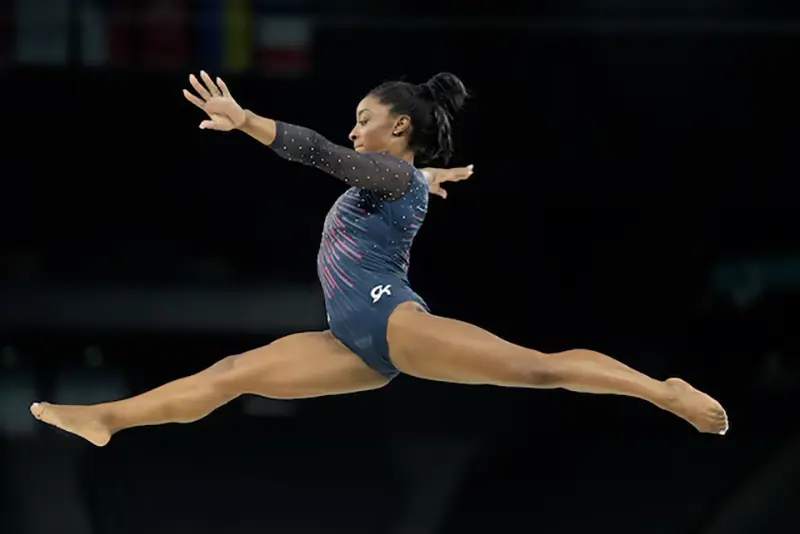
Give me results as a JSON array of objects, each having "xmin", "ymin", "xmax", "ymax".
[
  {"xmin": 94, "ymin": 406, "xmax": 119, "ymax": 433},
  {"xmin": 661, "ymin": 379, "xmax": 682, "ymax": 409}
]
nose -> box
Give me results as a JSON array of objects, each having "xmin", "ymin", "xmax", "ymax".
[{"xmin": 348, "ymin": 127, "xmax": 358, "ymax": 142}]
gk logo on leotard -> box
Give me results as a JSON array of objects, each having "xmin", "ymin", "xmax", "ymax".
[{"xmin": 370, "ymin": 284, "xmax": 392, "ymax": 303}]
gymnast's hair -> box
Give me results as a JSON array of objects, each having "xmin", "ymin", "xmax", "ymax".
[{"xmin": 369, "ymin": 72, "xmax": 469, "ymax": 163}]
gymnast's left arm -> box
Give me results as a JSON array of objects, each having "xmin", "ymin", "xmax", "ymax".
[{"xmin": 420, "ymin": 165, "xmax": 474, "ymax": 199}]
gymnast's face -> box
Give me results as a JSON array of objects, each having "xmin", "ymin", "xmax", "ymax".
[{"xmin": 349, "ymin": 95, "xmax": 410, "ymax": 154}]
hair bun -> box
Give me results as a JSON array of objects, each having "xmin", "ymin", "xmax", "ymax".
[{"xmin": 423, "ymin": 72, "xmax": 468, "ymax": 118}]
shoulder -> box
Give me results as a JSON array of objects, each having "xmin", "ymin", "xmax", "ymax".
[
  {"xmin": 356, "ymin": 152, "xmax": 424, "ymax": 201},
  {"xmin": 364, "ymin": 152, "xmax": 418, "ymax": 175},
  {"xmin": 367, "ymin": 153, "xmax": 428, "ymax": 186}
]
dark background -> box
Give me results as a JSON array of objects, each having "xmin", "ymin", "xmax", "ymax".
[{"xmin": 1, "ymin": 2, "xmax": 798, "ymax": 534}]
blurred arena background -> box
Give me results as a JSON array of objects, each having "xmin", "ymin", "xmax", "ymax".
[{"xmin": 1, "ymin": 1, "xmax": 798, "ymax": 533}]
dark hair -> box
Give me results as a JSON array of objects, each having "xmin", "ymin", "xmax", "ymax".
[{"xmin": 369, "ymin": 72, "xmax": 469, "ymax": 163}]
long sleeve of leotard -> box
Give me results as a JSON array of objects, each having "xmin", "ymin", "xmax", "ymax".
[{"xmin": 269, "ymin": 121, "xmax": 414, "ymax": 200}]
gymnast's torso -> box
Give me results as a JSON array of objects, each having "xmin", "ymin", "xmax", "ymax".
[{"xmin": 269, "ymin": 121, "xmax": 430, "ymax": 377}]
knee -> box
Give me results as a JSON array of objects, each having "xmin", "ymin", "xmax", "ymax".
[
  {"xmin": 511, "ymin": 351, "xmax": 562, "ymax": 387},
  {"xmin": 205, "ymin": 349, "xmax": 299, "ymax": 400},
  {"xmin": 205, "ymin": 354, "xmax": 246, "ymax": 398}
]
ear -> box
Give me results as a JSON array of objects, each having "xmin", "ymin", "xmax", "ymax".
[{"xmin": 392, "ymin": 115, "xmax": 411, "ymax": 136}]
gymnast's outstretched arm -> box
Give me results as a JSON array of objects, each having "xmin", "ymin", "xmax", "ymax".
[
  {"xmin": 240, "ymin": 116, "xmax": 475, "ymax": 201},
  {"xmin": 182, "ymin": 71, "xmax": 414, "ymax": 199},
  {"xmin": 420, "ymin": 165, "xmax": 474, "ymax": 199},
  {"xmin": 261, "ymin": 119, "xmax": 415, "ymax": 200}
]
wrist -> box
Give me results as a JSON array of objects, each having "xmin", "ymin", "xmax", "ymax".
[
  {"xmin": 236, "ymin": 109, "xmax": 278, "ymax": 146},
  {"xmin": 237, "ymin": 109, "xmax": 255, "ymax": 131}
]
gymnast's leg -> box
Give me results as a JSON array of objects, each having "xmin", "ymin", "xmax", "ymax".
[
  {"xmin": 30, "ymin": 331, "xmax": 389, "ymax": 446},
  {"xmin": 387, "ymin": 302, "xmax": 728, "ymax": 434}
]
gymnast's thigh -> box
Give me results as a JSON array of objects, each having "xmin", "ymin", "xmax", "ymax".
[
  {"xmin": 386, "ymin": 303, "xmax": 536, "ymax": 386},
  {"xmin": 226, "ymin": 331, "xmax": 390, "ymax": 399}
]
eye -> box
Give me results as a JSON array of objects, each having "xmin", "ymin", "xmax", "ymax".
[{"xmin": 358, "ymin": 119, "xmax": 368, "ymax": 126}]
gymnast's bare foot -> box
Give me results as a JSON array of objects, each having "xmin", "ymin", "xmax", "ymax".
[
  {"xmin": 30, "ymin": 402, "xmax": 112, "ymax": 447},
  {"xmin": 664, "ymin": 378, "xmax": 729, "ymax": 435}
]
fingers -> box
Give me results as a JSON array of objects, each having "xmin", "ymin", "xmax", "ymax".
[
  {"xmin": 430, "ymin": 186, "xmax": 447, "ymax": 199},
  {"xmin": 451, "ymin": 164, "xmax": 474, "ymax": 181},
  {"xmin": 200, "ymin": 70, "xmax": 221, "ymax": 97},
  {"xmin": 199, "ymin": 113, "xmax": 235, "ymax": 131},
  {"xmin": 436, "ymin": 164, "xmax": 474, "ymax": 184},
  {"xmin": 189, "ymin": 73, "xmax": 212, "ymax": 100},
  {"xmin": 216, "ymin": 77, "xmax": 232, "ymax": 98},
  {"xmin": 200, "ymin": 119, "xmax": 229, "ymax": 130},
  {"xmin": 187, "ymin": 70, "xmax": 222, "ymax": 100},
  {"xmin": 184, "ymin": 71, "xmax": 234, "ymax": 114},
  {"xmin": 183, "ymin": 89, "xmax": 206, "ymax": 110}
]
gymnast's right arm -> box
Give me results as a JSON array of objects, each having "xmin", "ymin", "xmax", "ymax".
[
  {"xmin": 239, "ymin": 112, "xmax": 413, "ymax": 200},
  {"xmin": 183, "ymin": 72, "xmax": 413, "ymax": 199},
  {"xmin": 238, "ymin": 110, "xmax": 279, "ymax": 145}
]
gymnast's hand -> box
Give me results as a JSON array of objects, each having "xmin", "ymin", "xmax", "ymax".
[
  {"xmin": 183, "ymin": 71, "xmax": 246, "ymax": 131},
  {"xmin": 421, "ymin": 165, "xmax": 474, "ymax": 199}
]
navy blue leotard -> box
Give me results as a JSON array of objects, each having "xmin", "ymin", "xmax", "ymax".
[{"xmin": 270, "ymin": 121, "xmax": 429, "ymax": 378}]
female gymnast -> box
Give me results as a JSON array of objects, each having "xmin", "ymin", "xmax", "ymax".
[{"xmin": 30, "ymin": 71, "xmax": 728, "ymax": 445}]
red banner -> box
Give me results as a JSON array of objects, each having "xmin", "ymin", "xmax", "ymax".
[
  {"xmin": 140, "ymin": 0, "xmax": 189, "ymax": 69},
  {"xmin": 107, "ymin": 0, "xmax": 136, "ymax": 66},
  {"xmin": 255, "ymin": 16, "xmax": 312, "ymax": 77}
]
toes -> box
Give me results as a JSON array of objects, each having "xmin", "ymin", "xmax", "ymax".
[
  {"xmin": 715, "ymin": 414, "xmax": 729, "ymax": 435},
  {"xmin": 30, "ymin": 402, "xmax": 44, "ymax": 419}
]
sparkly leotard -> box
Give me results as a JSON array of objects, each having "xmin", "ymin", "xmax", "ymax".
[{"xmin": 270, "ymin": 121, "xmax": 430, "ymax": 378}]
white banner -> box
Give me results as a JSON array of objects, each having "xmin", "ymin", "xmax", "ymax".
[{"xmin": 255, "ymin": 15, "xmax": 312, "ymax": 76}]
